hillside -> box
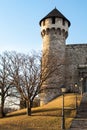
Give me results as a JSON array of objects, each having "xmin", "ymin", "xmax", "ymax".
[{"xmin": 0, "ymin": 94, "xmax": 81, "ymax": 130}]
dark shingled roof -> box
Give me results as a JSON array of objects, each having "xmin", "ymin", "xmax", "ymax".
[{"xmin": 39, "ymin": 8, "xmax": 71, "ymax": 27}]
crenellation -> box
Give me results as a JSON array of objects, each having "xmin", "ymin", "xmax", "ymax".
[
  {"xmin": 41, "ymin": 17, "xmax": 68, "ymax": 33},
  {"xmin": 41, "ymin": 27, "xmax": 68, "ymax": 39}
]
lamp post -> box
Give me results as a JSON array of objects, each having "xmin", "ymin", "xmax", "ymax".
[
  {"xmin": 61, "ymin": 85, "xmax": 66, "ymax": 130},
  {"xmin": 74, "ymin": 83, "xmax": 78, "ymax": 109},
  {"xmin": 80, "ymin": 77, "xmax": 83, "ymax": 96}
]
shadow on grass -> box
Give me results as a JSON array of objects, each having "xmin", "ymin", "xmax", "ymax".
[
  {"xmin": 6, "ymin": 111, "xmax": 26, "ymax": 118},
  {"xmin": 32, "ymin": 107, "xmax": 76, "ymax": 118},
  {"xmin": 32, "ymin": 107, "xmax": 60, "ymax": 113},
  {"xmin": 4, "ymin": 107, "xmax": 76, "ymax": 118},
  {"xmin": 32, "ymin": 108, "xmax": 60, "ymax": 116}
]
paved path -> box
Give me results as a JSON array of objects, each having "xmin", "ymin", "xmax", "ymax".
[{"xmin": 69, "ymin": 93, "xmax": 87, "ymax": 130}]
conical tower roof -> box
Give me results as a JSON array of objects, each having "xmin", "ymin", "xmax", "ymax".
[{"xmin": 39, "ymin": 8, "xmax": 71, "ymax": 27}]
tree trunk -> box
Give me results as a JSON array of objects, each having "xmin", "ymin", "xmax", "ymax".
[
  {"xmin": 26, "ymin": 100, "xmax": 32, "ymax": 116},
  {"xmin": 0, "ymin": 97, "xmax": 5, "ymax": 118}
]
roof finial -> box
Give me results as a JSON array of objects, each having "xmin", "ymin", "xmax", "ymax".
[{"xmin": 55, "ymin": 6, "xmax": 56, "ymax": 9}]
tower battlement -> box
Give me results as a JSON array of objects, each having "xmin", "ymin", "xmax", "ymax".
[
  {"xmin": 41, "ymin": 27, "xmax": 68, "ymax": 39},
  {"xmin": 40, "ymin": 17, "xmax": 69, "ymax": 39}
]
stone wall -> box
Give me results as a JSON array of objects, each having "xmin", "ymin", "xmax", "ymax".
[{"xmin": 65, "ymin": 44, "xmax": 87, "ymax": 91}]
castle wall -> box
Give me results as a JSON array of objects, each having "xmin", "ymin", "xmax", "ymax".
[{"xmin": 65, "ymin": 44, "xmax": 87, "ymax": 90}]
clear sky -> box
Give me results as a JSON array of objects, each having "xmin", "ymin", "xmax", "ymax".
[{"xmin": 0, "ymin": 0, "xmax": 87, "ymax": 53}]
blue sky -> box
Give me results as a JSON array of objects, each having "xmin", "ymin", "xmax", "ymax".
[{"xmin": 0, "ymin": 0, "xmax": 87, "ymax": 53}]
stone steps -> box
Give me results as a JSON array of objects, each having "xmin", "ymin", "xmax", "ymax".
[
  {"xmin": 70, "ymin": 93, "xmax": 87, "ymax": 129},
  {"xmin": 71, "ymin": 119, "xmax": 87, "ymax": 127}
]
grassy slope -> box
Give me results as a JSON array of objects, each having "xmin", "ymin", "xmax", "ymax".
[{"xmin": 0, "ymin": 94, "xmax": 81, "ymax": 130}]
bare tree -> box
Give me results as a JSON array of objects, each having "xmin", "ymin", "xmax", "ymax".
[
  {"xmin": 0, "ymin": 52, "xmax": 14, "ymax": 117},
  {"xmin": 18, "ymin": 52, "xmax": 61, "ymax": 116},
  {"xmin": 3, "ymin": 51, "xmax": 60, "ymax": 117},
  {"xmin": 7, "ymin": 52, "xmax": 40, "ymax": 116},
  {"xmin": 20, "ymin": 53, "xmax": 40, "ymax": 115}
]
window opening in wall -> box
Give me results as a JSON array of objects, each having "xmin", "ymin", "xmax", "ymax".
[
  {"xmin": 52, "ymin": 17, "xmax": 55, "ymax": 24},
  {"xmin": 63, "ymin": 19, "xmax": 65, "ymax": 26},
  {"xmin": 43, "ymin": 20, "xmax": 45, "ymax": 26}
]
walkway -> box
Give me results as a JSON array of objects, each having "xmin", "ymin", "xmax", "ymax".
[{"xmin": 69, "ymin": 93, "xmax": 87, "ymax": 130}]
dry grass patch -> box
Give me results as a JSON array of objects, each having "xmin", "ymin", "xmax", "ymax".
[{"xmin": 0, "ymin": 93, "xmax": 82, "ymax": 130}]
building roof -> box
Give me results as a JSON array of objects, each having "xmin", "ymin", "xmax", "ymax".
[{"xmin": 39, "ymin": 8, "xmax": 71, "ymax": 27}]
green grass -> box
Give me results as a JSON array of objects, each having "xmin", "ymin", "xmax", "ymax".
[{"xmin": 0, "ymin": 93, "xmax": 81, "ymax": 130}]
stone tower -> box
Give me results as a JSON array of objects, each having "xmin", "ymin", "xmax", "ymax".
[{"xmin": 39, "ymin": 8, "xmax": 70, "ymax": 106}]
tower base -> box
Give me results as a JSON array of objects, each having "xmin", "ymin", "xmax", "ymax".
[{"xmin": 40, "ymin": 88, "xmax": 61, "ymax": 106}]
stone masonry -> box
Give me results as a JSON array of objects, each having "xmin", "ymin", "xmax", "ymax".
[
  {"xmin": 65, "ymin": 44, "xmax": 87, "ymax": 89},
  {"xmin": 39, "ymin": 8, "xmax": 87, "ymax": 106}
]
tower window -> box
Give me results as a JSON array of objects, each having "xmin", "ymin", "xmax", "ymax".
[
  {"xmin": 52, "ymin": 17, "xmax": 55, "ymax": 24},
  {"xmin": 43, "ymin": 20, "xmax": 45, "ymax": 26},
  {"xmin": 62, "ymin": 19, "xmax": 65, "ymax": 26}
]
